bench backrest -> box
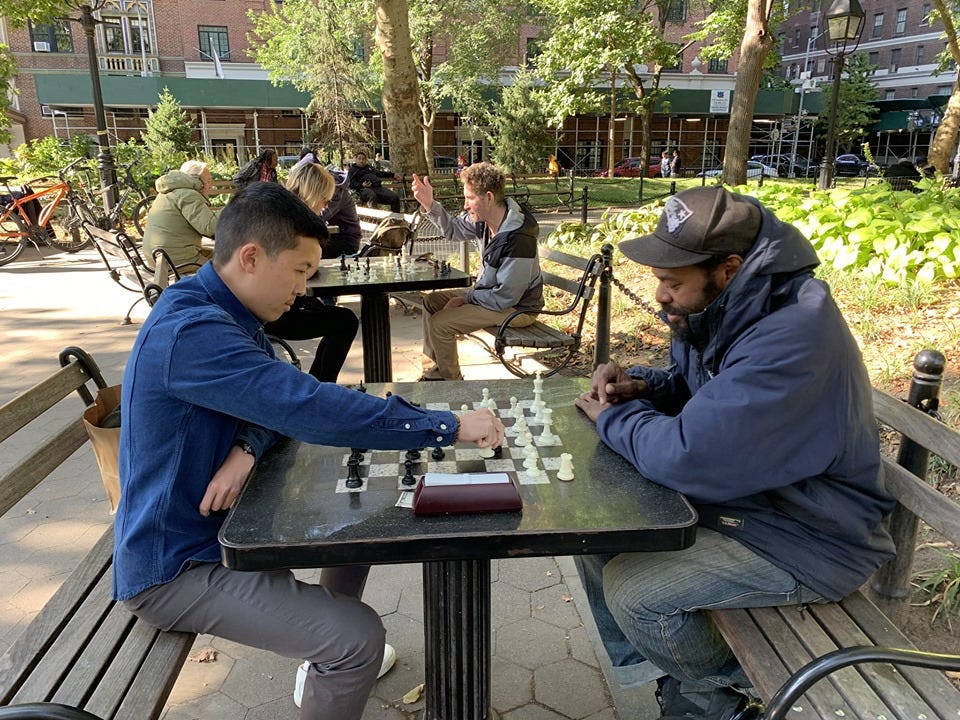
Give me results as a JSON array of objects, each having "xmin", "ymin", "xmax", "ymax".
[
  {"xmin": 0, "ymin": 348, "xmax": 106, "ymax": 517},
  {"xmin": 83, "ymin": 222, "xmax": 151, "ymax": 288},
  {"xmin": 538, "ymin": 246, "xmax": 605, "ymax": 334}
]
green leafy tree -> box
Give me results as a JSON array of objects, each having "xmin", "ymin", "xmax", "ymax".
[
  {"xmin": 488, "ymin": 70, "xmax": 553, "ymax": 174},
  {"xmin": 531, "ymin": 0, "xmax": 681, "ymax": 175},
  {"xmin": 928, "ymin": 0, "xmax": 960, "ymax": 175},
  {"xmin": 141, "ymin": 88, "xmax": 198, "ymax": 175},
  {"xmin": 689, "ymin": 0, "xmax": 788, "ymax": 186},
  {"xmin": 248, "ymin": 0, "xmax": 375, "ymax": 167},
  {"xmin": 814, "ymin": 53, "xmax": 879, "ymax": 154}
]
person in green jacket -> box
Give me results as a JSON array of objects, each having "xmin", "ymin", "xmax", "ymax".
[{"xmin": 142, "ymin": 160, "xmax": 218, "ymax": 269}]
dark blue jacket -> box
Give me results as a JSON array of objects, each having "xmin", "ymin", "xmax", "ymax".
[
  {"xmin": 113, "ymin": 262, "xmax": 459, "ymax": 600},
  {"xmin": 596, "ymin": 199, "xmax": 895, "ymax": 600}
]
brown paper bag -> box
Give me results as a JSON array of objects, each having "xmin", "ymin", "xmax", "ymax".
[{"xmin": 81, "ymin": 385, "xmax": 122, "ymax": 513}]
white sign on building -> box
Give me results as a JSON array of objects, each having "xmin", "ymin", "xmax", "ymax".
[{"xmin": 710, "ymin": 89, "xmax": 730, "ymax": 114}]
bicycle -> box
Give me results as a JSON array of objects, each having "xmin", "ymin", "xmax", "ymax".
[
  {"xmin": 0, "ymin": 158, "xmax": 98, "ymax": 266},
  {"xmin": 67, "ymin": 159, "xmax": 150, "ymax": 233}
]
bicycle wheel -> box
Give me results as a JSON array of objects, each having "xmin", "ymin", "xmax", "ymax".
[
  {"xmin": 60, "ymin": 198, "xmax": 98, "ymax": 247},
  {"xmin": 44, "ymin": 209, "xmax": 92, "ymax": 253},
  {"xmin": 132, "ymin": 195, "xmax": 155, "ymax": 238},
  {"xmin": 0, "ymin": 212, "xmax": 27, "ymax": 267}
]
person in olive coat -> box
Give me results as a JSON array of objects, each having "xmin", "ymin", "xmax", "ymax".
[{"xmin": 142, "ymin": 160, "xmax": 217, "ymax": 269}]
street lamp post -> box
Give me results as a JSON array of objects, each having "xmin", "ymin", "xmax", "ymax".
[
  {"xmin": 817, "ymin": 0, "xmax": 866, "ymax": 191},
  {"xmin": 72, "ymin": 1, "xmax": 118, "ymax": 210}
]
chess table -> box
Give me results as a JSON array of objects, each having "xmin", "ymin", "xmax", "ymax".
[
  {"xmin": 219, "ymin": 377, "xmax": 698, "ymax": 720},
  {"xmin": 308, "ymin": 257, "xmax": 470, "ymax": 382}
]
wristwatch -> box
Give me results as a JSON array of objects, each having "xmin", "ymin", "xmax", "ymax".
[{"xmin": 236, "ymin": 441, "xmax": 256, "ymax": 459}]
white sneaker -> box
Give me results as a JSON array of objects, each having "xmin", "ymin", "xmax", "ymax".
[{"xmin": 293, "ymin": 643, "xmax": 397, "ymax": 708}]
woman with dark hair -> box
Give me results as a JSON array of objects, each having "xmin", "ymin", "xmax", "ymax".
[{"xmin": 233, "ymin": 149, "xmax": 279, "ymax": 190}]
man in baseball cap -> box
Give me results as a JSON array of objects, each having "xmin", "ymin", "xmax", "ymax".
[{"xmin": 572, "ymin": 186, "xmax": 894, "ymax": 719}]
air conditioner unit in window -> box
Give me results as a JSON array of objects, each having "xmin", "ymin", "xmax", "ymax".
[{"xmin": 33, "ymin": 41, "xmax": 51, "ymax": 52}]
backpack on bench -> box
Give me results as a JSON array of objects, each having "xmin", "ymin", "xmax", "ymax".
[{"xmin": 361, "ymin": 216, "xmax": 414, "ymax": 257}]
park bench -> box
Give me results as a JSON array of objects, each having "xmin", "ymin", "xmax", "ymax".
[
  {"xmin": 504, "ymin": 172, "xmax": 577, "ymax": 212},
  {"xmin": 82, "ymin": 223, "xmax": 196, "ymax": 324},
  {"xmin": 711, "ymin": 349, "xmax": 960, "ymax": 719},
  {"xmin": 466, "ymin": 244, "xmax": 613, "ymax": 378},
  {"xmin": 0, "ymin": 347, "xmax": 196, "ymax": 719}
]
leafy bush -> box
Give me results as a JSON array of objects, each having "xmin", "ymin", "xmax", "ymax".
[
  {"xmin": 567, "ymin": 180, "xmax": 960, "ymax": 286},
  {"xmin": 15, "ymin": 135, "xmax": 92, "ymax": 178},
  {"xmin": 913, "ymin": 546, "xmax": 960, "ymax": 624}
]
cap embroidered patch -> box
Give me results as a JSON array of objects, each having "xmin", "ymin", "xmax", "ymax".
[{"xmin": 664, "ymin": 197, "xmax": 693, "ymax": 237}]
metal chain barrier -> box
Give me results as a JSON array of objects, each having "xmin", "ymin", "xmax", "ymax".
[{"xmin": 610, "ymin": 274, "xmax": 661, "ymax": 317}]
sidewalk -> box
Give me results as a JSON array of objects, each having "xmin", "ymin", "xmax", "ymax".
[{"xmin": 0, "ymin": 225, "xmax": 659, "ymax": 719}]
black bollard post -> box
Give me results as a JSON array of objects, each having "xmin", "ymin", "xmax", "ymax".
[
  {"xmin": 593, "ymin": 244, "xmax": 613, "ymax": 368},
  {"xmin": 638, "ymin": 174, "xmax": 644, "ymax": 204},
  {"xmin": 580, "ymin": 186, "xmax": 589, "ymax": 225},
  {"xmin": 669, "ymin": 181, "xmax": 677, "ymax": 196},
  {"xmin": 869, "ymin": 349, "xmax": 946, "ymax": 612}
]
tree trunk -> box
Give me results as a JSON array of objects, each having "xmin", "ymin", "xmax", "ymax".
[
  {"xmin": 929, "ymin": 77, "xmax": 960, "ymax": 176},
  {"xmin": 375, "ymin": 0, "xmax": 428, "ymax": 176},
  {"xmin": 723, "ymin": 0, "xmax": 776, "ymax": 187}
]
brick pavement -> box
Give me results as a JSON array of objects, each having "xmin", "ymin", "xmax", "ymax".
[{"xmin": 0, "ymin": 224, "xmax": 659, "ymax": 719}]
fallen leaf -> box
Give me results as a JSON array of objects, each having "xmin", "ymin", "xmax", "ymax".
[
  {"xmin": 546, "ymin": 571, "xmax": 553, "ymax": 576},
  {"xmin": 561, "ymin": 594, "xmax": 572, "ymax": 603},
  {"xmin": 188, "ymin": 647, "xmax": 218, "ymax": 663},
  {"xmin": 402, "ymin": 683, "xmax": 425, "ymax": 704},
  {"xmin": 947, "ymin": 671, "xmax": 960, "ymax": 679},
  {"xmin": 535, "ymin": 604, "xmax": 545, "ymax": 610}
]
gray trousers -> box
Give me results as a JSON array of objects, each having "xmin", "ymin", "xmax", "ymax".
[{"xmin": 124, "ymin": 563, "xmax": 382, "ymax": 720}]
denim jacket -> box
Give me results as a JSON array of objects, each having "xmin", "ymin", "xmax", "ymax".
[{"xmin": 113, "ymin": 262, "xmax": 459, "ymax": 600}]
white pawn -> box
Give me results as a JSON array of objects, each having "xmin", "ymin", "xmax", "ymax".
[
  {"xmin": 509, "ymin": 396, "xmax": 520, "ymax": 418},
  {"xmin": 479, "ymin": 444, "xmax": 495, "ymax": 459},
  {"xmin": 523, "ymin": 445, "xmax": 539, "ymax": 475},
  {"xmin": 481, "ymin": 388, "xmax": 490, "ymax": 407},
  {"xmin": 557, "ymin": 453, "xmax": 574, "ymax": 481},
  {"xmin": 516, "ymin": 426, "xmax": 533, "ymax": 447},
  {"xmin": 460, "ymin": 403, "xmax": 469, "ymax": 413}
]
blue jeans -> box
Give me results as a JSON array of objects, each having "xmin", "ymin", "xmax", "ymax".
[{"xmin": 575, "ymin": 527, "xmax": 825, "ymax": 691}]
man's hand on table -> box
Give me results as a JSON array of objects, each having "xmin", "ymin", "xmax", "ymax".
[
  {"xmin": 458, "ymin": 409, "xmax": 506, "ymax": 449},
  {"xmin": 199, "ymin": 445, "xmax": 255, "ymax": 516},
  {"xmin": 575, "ymin": 362, "xmax": 649, "ymax": 423}
]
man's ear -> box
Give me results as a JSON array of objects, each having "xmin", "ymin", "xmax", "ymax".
[
  {"xmin": 236, "ymin": 242, "xmax": 260, "ymax": 274},
  {"xmin": 718, "ymin": 255, "xmax": 743, "ymax": 287}
]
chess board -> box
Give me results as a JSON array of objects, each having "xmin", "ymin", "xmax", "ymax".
[{"xmin": 335, "ymin": 398, "xmax": 565, "ymax": 492}]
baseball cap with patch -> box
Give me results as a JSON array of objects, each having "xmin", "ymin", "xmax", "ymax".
[{"xmin": 619, "ymin": 186, "xmax": 761, "ymax": 268}]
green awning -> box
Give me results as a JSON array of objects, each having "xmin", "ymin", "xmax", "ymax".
[{"xmin": 34, "ymin": 73, "xmax": 311, "ymax": 109}]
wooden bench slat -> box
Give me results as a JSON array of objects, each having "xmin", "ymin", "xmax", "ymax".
[
  {"xmin": 11, "ymin": 570, "xmax": 114, "ymax": 704},
  {"xmin": 807, "ymin": 601, "xmax": 939, "ymax": 719},
  {"xmin": 873, "ymin": 388, "xmax": 960, "ymax": 468},
  {"xmin": 0, "ymin": 420, "xmax": 89, "ymax": 517},
  {"xmin": 840, "ymin": 594, "xmax": 960, "ymax": 718},
  {"xmin": 0, "ymin": 363, "xmax": 89, "ymax": 442},
  {"xmin": 51, "ymin": 602, "xmax": 136, "ymax": 708},
  {"xmin": 712, "ymin": 609, "xmax": 796, "ymax": 705},
  {"xmin": 84, "ymin": 620, "xmax": 159, "ymax": 718},
  {"xmin": 881, "ymin": 458, "xmax": 960, "ymax": 546},
  {"xmin": 781, "ymin": 604, "xmax": 902, "ymax": 719},
  {"xmin": 539, "ymin": 246, "xmax": 591, "ymax": 272},
  {"xmin": 750, "ymin": 608, "xmax": 857, "ymax": 719},
  {"xmin": 114, "ymin": 631, "xmax": 196, "ymax": 720},
  {"xmin": 540, "ymin": 270, "xmax": 581, "ymax": 297}
]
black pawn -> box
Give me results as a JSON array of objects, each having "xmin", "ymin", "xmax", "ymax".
[
  {"xmin": 339, "ymin": 254, "xmax": 347, "ymax": 272},
  {"xmin": 405, "ymin": 448, "xmax": 422, "ymax": 462},
  {"xmin": 402, "ymin": 459, "xmax": 417, "ymax": 487},
  {"xmin": 346, "ymin": 457, "xmax": 362, "ymax": 489},
  {"xmin": 492, "ymin": 445, "xmax": 502, "ymax": 459},
  {"xmin": 431, "ymin": 446, "xmax": 445, "ymax": 461}
]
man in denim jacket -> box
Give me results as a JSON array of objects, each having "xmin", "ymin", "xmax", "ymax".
[{"xmin": 113, "ymin": 183, "xmax": 504, "ymax": 720}]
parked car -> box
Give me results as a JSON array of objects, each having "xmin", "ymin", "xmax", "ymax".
[
  {"xmin": 593, "ymin": 157, "xmax": 662, "ymax": 178},
  {"xmin": 697, "ymin": 161, "xmax": 780, "ymax": 179},
  {"xmin": 750, "ymin": 154, "xmax": 817, "ymax": 178},
  {"xmin": 833, "ymin": 154, "xmax": 873, "ymax": 177},
  {"xmin": 433, "ymin": 156, "xmax": 459, "ymax": 173}
]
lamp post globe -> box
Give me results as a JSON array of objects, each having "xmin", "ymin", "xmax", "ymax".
[{"xmin": 817, "ymin": 0, "xmax": 866, "ymax": 191}]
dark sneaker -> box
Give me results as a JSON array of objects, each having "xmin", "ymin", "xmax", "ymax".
[{"xmin": 656, "ymin": 677, "xmax": 761, "ymax": 720}]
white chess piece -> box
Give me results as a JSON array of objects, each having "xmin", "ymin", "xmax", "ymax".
[
  {"xmin": 523, "ymin": 444, "xmax": 539, "ymax": 474},
  {"xmin": 460, "ymin": 404, "xmax": 469, "ymax": 413},
  {"xmin": 516, "ymin": 426, "xmax": 532, "ymax": 447},
  {"xmin": 481, "ymin": 388, "xmax": 490, "ymax": 407},
  {"xmin": 557, "ymin": 453, "xmax": 574, "ymax": 481},
  {"xmin": 479, "ymin": 444, "xmax": 495, "ymax": 459},
  {"xmin": 531, "ymin": 372, "xmax": 545, "ymax": 416},
  {"xmin": 509, "ymin": 396, "xmax": 520, "ymax": 419},
  {"xmin": 536, "ymin": 408, "xmax": 557, "ymax": 446}
]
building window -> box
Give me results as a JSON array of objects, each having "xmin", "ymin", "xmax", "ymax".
[
  {"xmin": 895, "ymin": 9, "xmax": 907, "ymax": 34},
  {"xmin": 937, "ymin": 84, "xmax": 952, "ymax": 95},
  {"xmin": 100, "ymin": 15, "xmax": 151, "ymax": 55},
  {"xmin": 816, "ymin": 58, "xmax": 826, "ymax": 74},
  {"xmin": 665, "ymin": 0, "xmax": 686, "ymax": 24},
  {"xmin": 794, "ymin": 28, "xmax": 801, "ymax": 47},
  {"xmin": 920, "ymin": 4, "xmax": 931, "ymax": 26},
  {"xmin": 198, "ymin": 25, "xmax": 230, "ymax": 61},
  {"xmin": 885, "ymin": 89, "xmax": 896, "ymax": 100},
  {"xmin": 872, "ymin": 13, "xmax": 884, "ymax": 39},
  {"xmin": 524, "ymin": 37, "xmax": 541, "ymax": 64},
  {"xmin": 663, "ymin": 44, "xmax": 682, "ymax": 72},
  {"xmin": 916, "ymin": 46, "xmax": 924, "ymax": 65},
  {"xmin": 868, "ymin": 51, "xmax": 879, "ymax": 66},
  {"xmin": 707, "ymin": 58, "xmax": 727, "ymax": 73},
  {"xmin": 890, "ymin": 48, "xmax": 901, "ymax": 73},
  {"xmin": 29, "ymin": 20, "xmax": 73, "ymax": 53},
  {"xmin": 911, "ymin": 87, "xmax": 919, "ymax": 98}
]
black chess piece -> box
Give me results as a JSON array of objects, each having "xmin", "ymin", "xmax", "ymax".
[
  {"xmin": 346, "ymin": 457, "xmax": 362, "ymax": 489},
  {"xmin": 365, "ymin": 257, "xmax": 370, "ymax": 274},
  {"xmin": 493, "ymin": 445, "xmax": 503, "ymax": 459},
  {"xmin": 405, "ymin": 448, "xmax": 422, "ymax": 462},
  {"xmin": 339, "ymin": 253, "xmax": 347, "ymax": 272},
  {"xmin": 431, "ymin": 446, "xmax": 445, "ymax": 461},
  {"xmin": 402, "ymin": 459, "xmax": 417, "ymax": 487}
]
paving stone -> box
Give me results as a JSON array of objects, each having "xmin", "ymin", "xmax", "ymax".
[
  {"xmin": 491, "ymin": 656, "xmax": 535, "ymax": 712},
  {"xmin": 583, "ymin": 708, "xmax": 619, "ymax": 720},
  {"xmin": 534, "ymin": 658, "xmax": 611, "ymax": 718},
  {"xmin": 395, "ymin": 581, "xmax": 424, "ymax": 623},
  {"xmin": 566, "ymin": 623, "xmax": 601, "ymax": 669},
  {"xmin": 242, "ymin": 695, "xmax": 300, "ymax": 720},
  {"xmin": 492, "ymin": 578, "xmax": 533, "ymax": 628},
  {"xmin": 219, "ymin": 648, "xmax": 293, "ymax": 707},
  {"xmin": 499, "ymin": 556, "xmax": 564, "ymax": 593},
  {"xmin": 496, "ymin": 617, "xmax": 569, "ymax": 670},
  {"xmin": 361, "ymin": 694, "xmax": 412, "ymax": 719},
  {"xmin": 532, "ymin": 584, "xmax": 582, "ymax": 630},
  {"xmin": 9, "ymin": 573, "xmax": 69, "ymax": 614},
  {"xmin": 160, "ymin": 688, "xmax": 249, "ymax": 720},
  {"xmin": 502, "ymin": 703, "xmax": 568, "ymax": 720},
  {"xmin": 165, "ymin": 643, "xmax": 236, "ymax": 706}
]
